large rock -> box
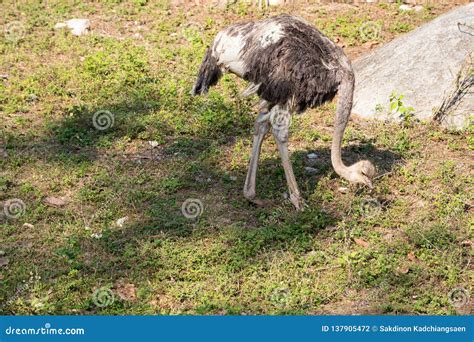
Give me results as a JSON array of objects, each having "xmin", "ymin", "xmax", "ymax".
[{"xmin": 352, "ymin": 4, "xmax": 474, "ymax": 129}]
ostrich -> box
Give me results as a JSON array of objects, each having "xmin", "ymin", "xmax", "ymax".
[{"xmin": 192, "ymin": 14, "xmax": 376, "ymax": 210}]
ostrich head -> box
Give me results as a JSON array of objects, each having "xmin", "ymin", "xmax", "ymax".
[{"xmin": 345, "ymin": 160, "xmax": 376, "ymax": 189}]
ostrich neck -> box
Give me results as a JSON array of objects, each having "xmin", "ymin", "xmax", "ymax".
[
  {"xmin": 331, "ymin": 71, "xmax": 355, "ymax": 180},
  {"xmin": 331, "ymin": 125, "xmax": 352, "ymax": 180}
]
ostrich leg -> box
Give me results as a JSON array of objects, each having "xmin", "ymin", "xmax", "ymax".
[
  {"xmin": 271, "ymin": 108, "xmax": 303, "ymax": 211},
  {"xmin": 243, "ymin": 112, "xmax": 271, "ymax": 203}
]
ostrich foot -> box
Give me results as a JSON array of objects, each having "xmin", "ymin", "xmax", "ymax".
[
  {"xmin": 248, "ymin": 198, "xmax": 272, "ymax": 208},
  {"xmin": 289, "ymin": 193, "xmax": 305, "ymax": 211},
  {"xmin": 244, "ymin": 191, "xmax": 271, "ymax": 208},
  {"xmin": 244, "ymin": 191, "xmax": 266, "ymax": 207}
]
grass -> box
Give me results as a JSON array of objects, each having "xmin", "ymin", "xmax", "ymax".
[{"xmin": 1, "ymin": 0, "xmax": 472, "ymax": 315}]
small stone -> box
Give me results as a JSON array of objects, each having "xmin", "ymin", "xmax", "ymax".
[
  {"xmin": 338, "ymin": 187, "xmax": 349, "ymax": 194},
  {"xmin": 116, "ymin": 216, "xmax": 128, "ymax": 228},
  {"xmin": 399, "ymin": 4, "xmax": 413, "ymax": 11},
  {"xmin": 0, "ymin": 257, "xmax": 9, "ymax": 267},
  {"xmin": 22, "ymin": 223, "xmax": 34, "ymax": 229},
  {"xmin": 44, "ymin": 196, "xmax": 67, "ymax": 207},
  {"xmin": 148, "ymin": 141, "xmax": 159, "ymax": 148},
  {"xmin": 268, "ymin": 0, "xmax": 284, "ymax": 6},
  {"xmin": 304, "ymin": 167, "xmax": 318, "ymax": 175},
  {"xmin": 413, "ymin": 5, "xmax": 424, "ymax": 12},
  {"xmin": 307, "ymin": 153, "xmax": 318, "ymax": 159},
  {"xmin": 0, "ymin": 74, "xmax": 9, "ymax": 79},
  {"xmin": 55, "ymin": 19, "xmax": 90, "ymax": 35},
  {"xmin": 26, "ymin": 94, "xmax": 38, "ymax": 102},
  {"xmin": 91, "ymin": 233, "xmax": 102, "ymax": 239},
  {"xmin": 65, "ymin": 19, "xmax": 90, "ymax": 36}
]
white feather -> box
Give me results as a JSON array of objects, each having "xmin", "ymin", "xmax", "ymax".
[
  {"xmin": 213, "ymin": 31, "xmax": 247, "ymax": 77},
  {"xmin": 257, "ymin": 21, "xmax": 284, "ymax": 48},
  {"xmin": 211, "ymin": 20, "xmax": 284, "ymax": 78}
]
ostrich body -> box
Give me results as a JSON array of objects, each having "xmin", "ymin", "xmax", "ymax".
[{"xmin": 192, "ymin": 14, "xmax": 375, "ymax": 210}]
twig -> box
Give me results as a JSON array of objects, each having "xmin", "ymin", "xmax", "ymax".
[{"xmin": 433, "ymin": 54, "xmax": 473, "ymax": 123}]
